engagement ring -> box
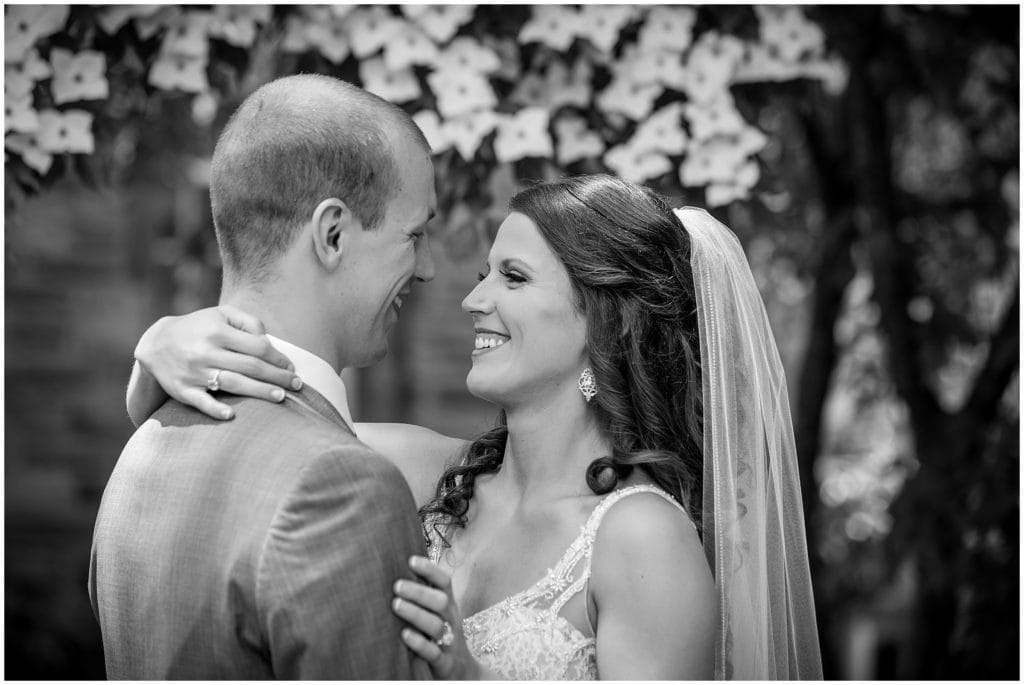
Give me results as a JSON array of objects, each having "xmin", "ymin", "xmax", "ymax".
[
  {"xmin": 436, "ymin": 621, "xmax": 454, "ymax": 648},
  {"xmin": 206, "ymin": 369, "xmax": 222, "ymax": 392}
]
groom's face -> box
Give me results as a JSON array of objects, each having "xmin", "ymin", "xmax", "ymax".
[{"xmin": 341, "ymin": 135, "xmax": 437, "ymax": 367}]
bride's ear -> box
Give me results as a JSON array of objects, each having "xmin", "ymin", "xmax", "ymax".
[{"xmin": 311, "ymin": 197, "xmax": 361, "ymax": 270}]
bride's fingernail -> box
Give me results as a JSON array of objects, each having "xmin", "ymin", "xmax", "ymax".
[
  {"xmin": 291, "ymin": 377, "xmax": 303, "ymax": 390},
  {"xmin": 272, "ymin": 389, "xmax": 285, "ymax": 402},
  {"xmin": 392, "ymin": 598, "xmax": 402, "ymax": 611},
  {"xmin": 221, "ymin": 409, "xmax": 233, "ymax": 420},
  {"xmin": 394, "ymin": 580, "xmax": 404, "ymax": 593}
]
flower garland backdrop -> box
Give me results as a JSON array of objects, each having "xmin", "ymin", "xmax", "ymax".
[{"xmin": 5, "ymin": 4, "xmax": 845, "ymax": 214}]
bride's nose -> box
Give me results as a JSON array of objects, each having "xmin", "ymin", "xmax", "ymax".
[{"xmin": 462, "ymin": 278, "xmax": 494, "ymax": 315}]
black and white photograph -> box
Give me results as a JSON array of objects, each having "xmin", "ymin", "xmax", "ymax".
[{"xmin": 4, "ymin": 3, "xmax": 1019, "ymax": 680}]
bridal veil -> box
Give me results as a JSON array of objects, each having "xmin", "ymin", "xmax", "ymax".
[{"xmin": 674, "ymin": 208, "xmax": 823, "ymax": 680}]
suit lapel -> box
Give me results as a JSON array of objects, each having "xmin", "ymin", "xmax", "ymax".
[{"xmin": 286, "ymin": 385, "xmax": 356, "ymax": 437}]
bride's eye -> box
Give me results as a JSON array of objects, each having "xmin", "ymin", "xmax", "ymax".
[{"xmin": 502, "ymin": 270, "xmax": 526, "ymax": 285}]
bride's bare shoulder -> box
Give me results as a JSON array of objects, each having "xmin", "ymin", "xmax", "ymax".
[
  {"xmin": 590, "ymin": 489, "xmax": 712, "ymax": 610},
  {"xmin": 354, "ymin": 423, "xmax": 469, "ymax": 506}
]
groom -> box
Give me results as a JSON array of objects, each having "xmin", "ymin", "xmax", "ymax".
[{"xmin": 89, "ymin": 75, "xmax": 436, "ymax": 679}]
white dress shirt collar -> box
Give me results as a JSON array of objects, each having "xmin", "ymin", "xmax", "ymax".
[{"xmin": 266, "ymin": 334, "xmax": 355, "ymax": 432}]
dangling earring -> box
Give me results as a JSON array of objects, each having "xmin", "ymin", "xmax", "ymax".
[{"xmin": 578, "ymin": 367, "xmax": 597, "ymax": 403}]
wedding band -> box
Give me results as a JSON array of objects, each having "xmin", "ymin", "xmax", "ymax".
[
  {"xmin": 206, "ymin": 369, "xmax": 222, "ymax": 392},
  {"xmin": 435, "ymin": 620, "xmax": 454, "ymax": 648}
]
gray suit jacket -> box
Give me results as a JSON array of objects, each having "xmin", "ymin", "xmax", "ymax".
[{"xmin": 89, "ymin": 385, "xmax": 430, "ymax": 679}]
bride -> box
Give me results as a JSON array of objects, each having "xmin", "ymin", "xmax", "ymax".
[{"xmin": 127, "ymin": 175, "xmax": 822, "ymax": 679}]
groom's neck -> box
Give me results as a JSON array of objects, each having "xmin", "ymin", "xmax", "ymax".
[{"xmin": 220, "ymin": 286, "xmax": 345, "ymax": 373}]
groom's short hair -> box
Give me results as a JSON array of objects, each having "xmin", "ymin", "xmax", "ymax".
[{"xmin": 210, "ymin": 74, "xmax": 428, "ymax": 283}]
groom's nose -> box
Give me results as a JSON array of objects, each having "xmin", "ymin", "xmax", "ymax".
[{"xmin": 414, "ymin": 234, "xmax": 436, "ymax": 282}]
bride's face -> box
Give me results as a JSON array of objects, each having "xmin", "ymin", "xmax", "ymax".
[{"xmin": 461, "ymin": 212, "xmax": 588, "ymax": 407}]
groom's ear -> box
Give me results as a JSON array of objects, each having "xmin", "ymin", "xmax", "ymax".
[{"xmin": 310, "ymin": 197, "xmax": 360, "ymax": 270}]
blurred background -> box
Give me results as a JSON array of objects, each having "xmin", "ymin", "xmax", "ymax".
[{"xmin": 4, "ymin": 4, "xmax": 1019, "ymax": 680}]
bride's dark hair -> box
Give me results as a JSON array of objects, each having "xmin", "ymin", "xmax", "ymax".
[{"xmin": 421, "ymin": 175, "xmax": 704, "ymax": 543}]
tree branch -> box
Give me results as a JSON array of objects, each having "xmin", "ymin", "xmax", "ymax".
[
  {"xmin": 846, "ymin": 29, "xmax": 945, "ymax": 430},
  {"xmin": 961, "ymin": 286, "xmax": 1019, "ymax": 424}
]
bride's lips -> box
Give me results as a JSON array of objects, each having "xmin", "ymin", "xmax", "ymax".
[{"xmin": 472, "ymin": 327, "xmax": 510, "ymax": 356}]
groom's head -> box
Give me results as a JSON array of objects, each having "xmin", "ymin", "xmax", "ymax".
[{"xmin": 210, "ymin": 74, "xmax": 437, "ymax": 369}]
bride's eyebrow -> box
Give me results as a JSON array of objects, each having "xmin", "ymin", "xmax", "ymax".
[{"xmin": 499, "ymin": 257, "xmax": 534, "ymax": 274}]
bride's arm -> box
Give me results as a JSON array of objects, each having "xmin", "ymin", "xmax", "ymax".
[
  {"xmin": 589, "ymin": 495, "xmax": 716, "ymax": 679},
  {"xmin": 126, "ymin": 306, "xmax": 303, "ymax": 426},
  {"xmin": 354, "ymin": 423, "xmax": 468, "ymax": 508}
]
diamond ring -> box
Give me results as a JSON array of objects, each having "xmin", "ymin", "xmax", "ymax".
[
  {"xmin": 206, "ymin": 369, "xmax": 223, "ymax": 392},
  {"xmin": 435, "ymin": 620, "xmax": 454, "ymax": 648}
]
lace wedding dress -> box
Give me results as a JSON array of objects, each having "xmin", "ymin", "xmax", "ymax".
[{"xmin": 428, "ymin": 484, "xmax": 690, "ymax": 680}]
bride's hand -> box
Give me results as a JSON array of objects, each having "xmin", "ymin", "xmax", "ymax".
[
  {"xmin": 393, "ymin": 555, "xmax": 480, "ymax": 680},
  {"xmin": 133, "ymin": 305, "xmax": 301, "ymax": 420}
]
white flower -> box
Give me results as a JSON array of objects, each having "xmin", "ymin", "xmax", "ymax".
[
  {"xmin": 346, "ymin": 6, "xmax": 403, "ymax": 59},
  {"xmin": 5, "ymin": 132, "xmax": 52, "ymax": 174},
  {"xmin": 681, "ymin": 32, "xmax": 744, "ymax": 104},
  {"xmin": 303, "ymin": 15, "xmax": 351, "ymax": 64},
  {"xmin": 385, "ymin": 20, "xmax": 439, "ymax": 71},
  {"xmin": 735, "ymin": 125, "xmax": 768, "ymax": 156},
  {"xmin": 576, "ymin": 5, "xmax": 636, "ymax": 53},
  {"xmin": 134, "ymin": 6, "xmax": 181, "ymax": 40},
  {"xmin": 445, "ymin": 110, "xmax": 500, "ymax": 161},
  {"xmin": 705, "ymin": 182, "xmax": 747, "ymax": 207},
  {"xmin": 596, "ymin": 75, "xmax": 662, "ymax": 120},
  {"xmin": 493, "ymin": 107, "xmax": 553, "ymax": 163},
  {"xmin": 427, "ymin": 69, "xmax": 497, "ymax": 119},
  {"xmin": 5, "ymin": 48, "xmax": 52, "ymax": 97},
  {"xmin": 509, "ymin": 71, "xmax": 548, "ymax": 108},
  {"xmin": 604, "ymin": 140, "xmax": 672, "ymax": 183},
  {"xmin": 191, "ymin": 91, "xmax": 218, "ymax": 126},
  {"xmin": 412, "ymin": 110, "xmax": 452, "ymax": 154},
  {"xmin": 511, "ymin": 59, "xmax": 591, "ymax": 111},
  {"xmin": 208, "ymin": 5, "xmax": 271, "ymax": 48},
  {"xmin": 50, "ymin": 49, "xmax": 108, "ymax": 104},
  {"xmin": 281, "ymin": 14, "xmax": 310, "ymax": 52},
  {"xmin": 328, "ymin": 5, "xmax": 355, "ymax": 21},
  {"xmin": 633, "ymin": 102, "xmax": 688, "ymax": 155},
  {"xmin": 519, "ymin": 6, "xmax": 582, "ymax": 52},
  {"xmin": 679, "ymin": 138, "xmax": 749, "ymax": 186},
  {"xmin": 160, "ymin": 11, "xmax": 213, "ymax": 59},
  {"xmin": 705, "ymin": 161, "xmax": 759, "ymax": 206},
  {"xmin": 359, "ymin": 57, "xmax": 421, "ymax": 104},
  {"xmin": 637, "ymin": 6, "xmax": 697, "ymax": 53},
  {"xmin": 149, "ymin": 53, "xmax": 209, "ymax": 93},
  {"xmin": 36, "ymin": 109, "xmax": 94, "ymax": 154},
  {"xmin": 756, "ymin": 6, "xmax": 825, "ymax": 63},
  {"xmin": 732, "ymin": 42, "xmax": 803, "ymax": 84},
  {"xmin": 402, "ymin": 5, "xmax": 474, "ymax": 44},
  {"xmin": 97, "ymin": 5, "xmax": 161, "ymax": 35},
  {"xmin": 5, "ymin": 93, "xmax": 38, "ymax": 133},
  {"xmin": 554, "ymin": 116, "xmax": 604, "ymax": 165},
  {"xmin": 802, "ymin": 56, "xmax": 850, "ymax": 96},
  {"xmin": 5, "ymin": 5, "xmax": 69, "ymax": 63},
  {"xmin": 619, "ymin": 46, "xmax": 687, "ymax": 90},
  {"xmin": 432, "ymin": 37, "xmax": 501, "ymax": 75},
  {"xmin": 684, "ymin": 95, "xmax": 746, "ymax": 141}
]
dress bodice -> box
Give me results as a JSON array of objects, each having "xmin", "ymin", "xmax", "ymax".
[{"xmin": 428, "ymin": 484, "xmax": 689, "ymax": 680}]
